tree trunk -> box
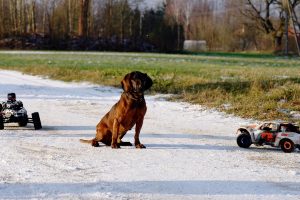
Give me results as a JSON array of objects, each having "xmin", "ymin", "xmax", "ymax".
[
  {"xmin": 67, "ymin": 0, "xmax": 73, "ymax": 36},
  {"xmin": 17, "ymin": 0, "xmax": 21, "ymax": 35},
  {"xmin": 10, "ymin": 0, "xmax": 17, "ymax": 35},
  {"xmin": 21, "ymin": 0, "xmax": 26, "ymax": 34},
  {"xmin": 42, "ymin": 1, "xmax": 47, "ymax": 35},
  {"xmin": 120, "ymin": 12, "xmax": 123, "ymax": 42},
  {"xmin": 78, "ymin": 0, "xmax": 90, "ymax": 37},
  {"xmin": 0, "ymin": 0, "xmax": 3, "ymax": 37},
  {"xmin": 272, "ymin": 30, "xmax": 284, "ymax": 52},
  {"xmin": 107, "ymin": 0, "xmax": 113, "ymax": 37},
  {"xmin": 177, "ymin": 23, "xmax": 180, "ymax": 50},
  {"xmin": 31, "ymin": 0, "xmax": 36, "ymax": 34}
]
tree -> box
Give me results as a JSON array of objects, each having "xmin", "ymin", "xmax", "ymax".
[
  {"xmin": 143, "ymin": 5, "xmax": 183, "ymax": 52},
  {"xmin": 165, "ymin": 0, "xmax": 183, "ymax": 50},
  {"xmin": 78, "ymin": 0, "xmax": 90, "ymax": 37},
  {"xmin": 28, "ymin": 0, "xmax": 37, "ymax": 33},
  {"xmin": 242, "ymin": 0, "xmax": 300, "ymax": 52},
  {"xmin": 181, "ymin": 0, "xmax": 196, "ymax": 40}
]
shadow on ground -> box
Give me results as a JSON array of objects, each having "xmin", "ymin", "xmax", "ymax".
[{"xmin": 0, "ymin": 180, "xmax": 299, "ymax": 198}]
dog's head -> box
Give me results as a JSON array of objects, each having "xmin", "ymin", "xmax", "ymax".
[{"xmin": 121, "ymin": 71, "xmax": 153, "ymax": 93}]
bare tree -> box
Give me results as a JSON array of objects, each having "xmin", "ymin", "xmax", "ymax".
[
  {"xmin": 242, "ymin": 0, "xmax": 300, "ymax": 51},
  {"xmin": 181, "ymin": 0, "xmax": 196, "ymax": 40},
  {"xmin": 28, "ymin": 0, "xmax": 37, "ymax": 33},
  {"xmin": 165, "ymin": 0, "xmax": 183, "ymax": 50},
  {"xmin": 0, "ymin": 0, "xmax": 3, "ymax": 36},
  {"xmin": 78, "ymin": 0, "xmax": 90, "ymax": 37},
  {"xmin": 118, "ymin": 0, "xmax": 130, "ymax": 41}
]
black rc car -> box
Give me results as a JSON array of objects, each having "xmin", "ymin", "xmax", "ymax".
[{"xmin": 0, "ymin": 93, "xmax": 42, "ymax": 130}]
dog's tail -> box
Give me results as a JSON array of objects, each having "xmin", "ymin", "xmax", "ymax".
[
  {"xmin": 79, "ymin": 139, "xmax": 93, "ymax": 144},
  {"xmin": 80, "ymin": 138, "xmax": 100, "ymax": 147}
]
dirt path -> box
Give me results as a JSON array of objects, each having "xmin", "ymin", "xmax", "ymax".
[{"xmin": 0, "ymin": 70, "xmax": 299, "ymax": 200}]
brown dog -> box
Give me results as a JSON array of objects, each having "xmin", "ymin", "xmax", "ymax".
[{"xmin": 80, "ymin": 71, "xmax": 153, "ymax": 148}]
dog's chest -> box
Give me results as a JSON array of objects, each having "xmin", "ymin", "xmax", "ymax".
[{"xmin": 121, "ymin": 103, "xmax": 146, "ymax": 129}]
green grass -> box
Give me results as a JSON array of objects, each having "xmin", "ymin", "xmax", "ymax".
[{"xmin": 0, "ymin": 50, "xmax": 300, "ymax": 122}]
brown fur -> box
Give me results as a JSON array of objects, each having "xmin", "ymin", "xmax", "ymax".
[{"xmin": 80, "ymin": 71, "xmax": 153, "ymax": 148}]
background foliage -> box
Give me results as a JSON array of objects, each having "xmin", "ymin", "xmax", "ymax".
[{"xmin": 0, "ymin": 0, "xmax": 299, "ymax": 52}]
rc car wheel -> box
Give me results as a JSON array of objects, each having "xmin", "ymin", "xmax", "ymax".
[
  {"xmin": 0, "ymin": 115, "xmax": 4, "ymax": 130},
  {"xmin": 280, "ymin": 139, "xmax": 295, "ymax": 153},
  {"xmin": 237, "ymin": 133, "xmax": 252, "ymax": 148},
  {"xmin": 18, "ymin": 116, "xmax": 28, "ymax": 127},
  {"xmin": 32, "ymin": 112, "xmax": 42, "ymax": 130}
]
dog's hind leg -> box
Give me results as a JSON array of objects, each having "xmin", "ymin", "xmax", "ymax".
[
  {"xmin": 91, "ymin": 125, "xmax": 105, "ymax": 147},
  {"xmin": 95, "ymin": 124, "xmax": 112, "ymax": 147}
]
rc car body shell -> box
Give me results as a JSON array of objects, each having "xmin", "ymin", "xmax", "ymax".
[
  {"xmin": 0, "ymin": 99, "xmax": 42, "ymax": 130},
  {"xmin": 236, "ymin": 121, "xmax": 300, "ymax": 152},
  {"xmin": 2, "ymin": 107, "xmax": 28, "ymax": 123}
]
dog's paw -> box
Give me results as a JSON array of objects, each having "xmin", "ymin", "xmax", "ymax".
[
  {"xmin": 92, "ymin": 141, "xmax": 100, "ymax": 147},
  {"xmin": 135, "ymin": 143, "xmax": 146, "ymax": 149},
  {"xmin": 111, "ymin": 143, "xmax": 120, "ymax": 149}
]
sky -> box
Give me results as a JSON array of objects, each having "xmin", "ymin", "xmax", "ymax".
[
  {"xmin": 138, "ymin": 0, "xmax": 164, "ymax": 10},
  {"xmin": 146, "ymin": 0, "xmax": 164, "ymax": 8}
]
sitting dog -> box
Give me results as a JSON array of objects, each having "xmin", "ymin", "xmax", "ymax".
[{"xmin": 80, "ymin": 71, "xmax": 153, "ymax": 148}]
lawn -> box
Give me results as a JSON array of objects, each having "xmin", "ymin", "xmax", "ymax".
[{"xmin": 0, "ymin": 51, "xmax": 300, "ymax": 122}]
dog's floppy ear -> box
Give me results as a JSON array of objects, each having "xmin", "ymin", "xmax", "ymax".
[
  {"xmin": 143, "ymin": 73, "xmax": 153, "ymax": 91},
  {"xmin": 121, "ymin": 73, "xmax": 132, "ymax": 92}
]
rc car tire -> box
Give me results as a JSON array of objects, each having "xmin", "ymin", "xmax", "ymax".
[
  {"xmin": 280, "ymin": 139, "xmax": 295, "ymax": 153},
  {"xmin": 237, "ymin": 133, "xmax": 252, "ymax": 148},
  {"xmin": 0, "ymin": 115, "xmax": 4, "ymax": 130},
  {"xmin": 18, "ymin": 116, "xmax": 28, "ymax": 127},
  {"xmin": 32, "ymin": 112, "xmax": 42, "ymax": 130}
]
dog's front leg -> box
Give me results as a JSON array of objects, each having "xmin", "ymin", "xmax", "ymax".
[
  {"xmin": 112, "ymin": 119, "xmax": 120, "ymax": 149},
  {"xmin": 135, "ymin": 117, "xmax": 146, "ymax": 148}
]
